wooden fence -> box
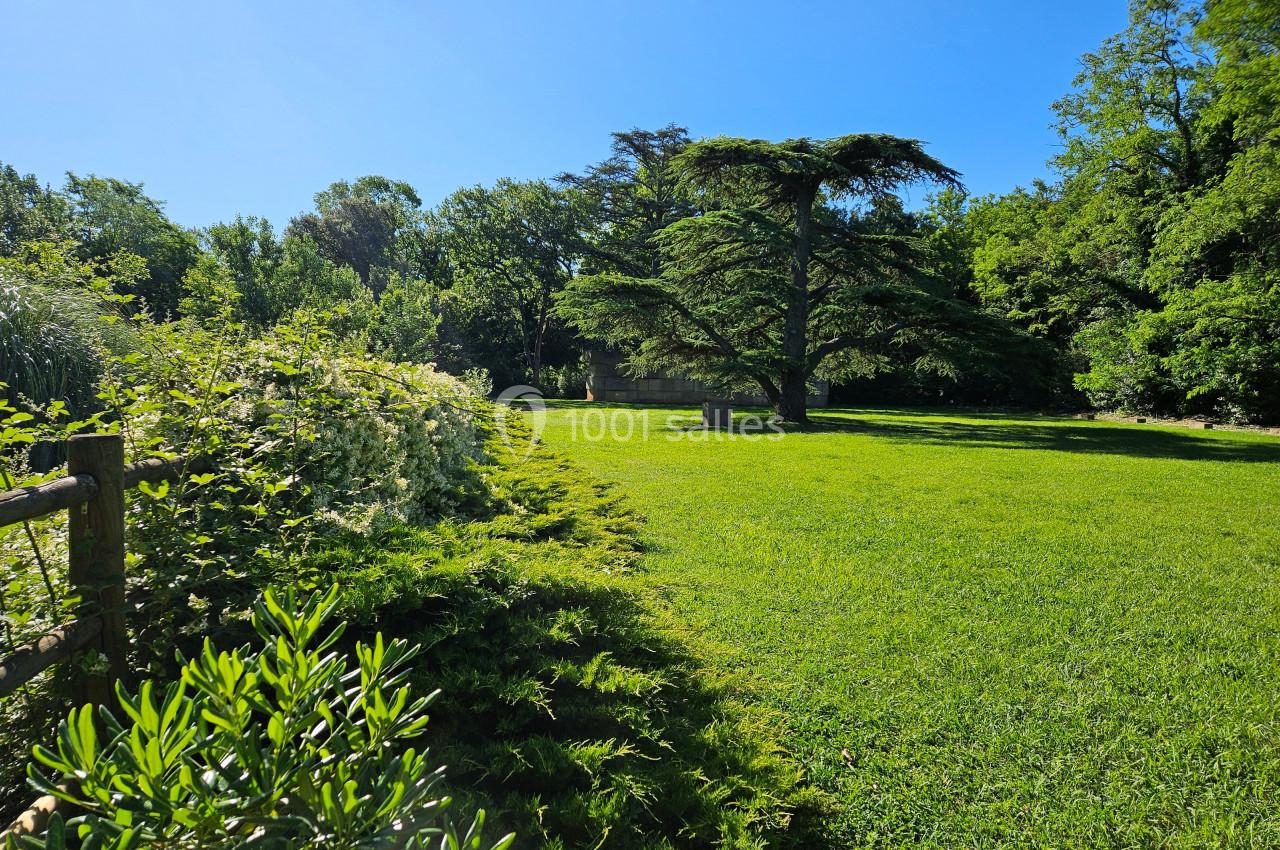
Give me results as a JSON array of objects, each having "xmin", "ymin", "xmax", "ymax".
[{"xmin": 0, "ymin": 434, "xmax": 207, "ymax": 838}]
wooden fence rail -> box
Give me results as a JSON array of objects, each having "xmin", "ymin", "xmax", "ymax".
[{"xmin": 0, "ymin": 434, "xmax": 208, "ymax": 838}]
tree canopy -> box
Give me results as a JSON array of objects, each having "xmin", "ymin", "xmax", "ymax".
[
  {"xmin": 559, "ymin": 124, "xmax": 693, "ymax": 278},
  {"xmin": 561, "ymin": 133, "xmax": 968, "ymax": 421},
  {"xmin": 960, "ymin": 0, "xmax": 1280, "ymax": 421},
  {"xmin": 5, "ymin": 0, "xmax": 1280, "ymax": 420},
  {"xmin": 436, "ymin": 179, "xmax": 584, "ymax": 386}
]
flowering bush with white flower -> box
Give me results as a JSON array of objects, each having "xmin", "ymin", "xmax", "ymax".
[
  {"xmin": 113, "ymin": 313, "xmax": 484, "ymax": 528},
  {"xmin": 74, "ymin": 311, "xmax": 493, "ymax": 657},
  {"xmin": 0, "ymin": 307, "xmax": 495, "ymax": 806},
  {"xmin": 231, "ymin": 329, "xmax": 484, "ymax": 531}
]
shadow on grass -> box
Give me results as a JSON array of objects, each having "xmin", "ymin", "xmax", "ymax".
[
  {"xmin": 803, "ymin": 415, "xmax": 1280, "ymax": 463},
  {"xmin": 309, "ymin": 527, "xmax": 828, "ymax": 850},
  {"xmin": 548, "ymin": 400, "xmax": 1049, "ymax": 420},
  {"xmin": 86, "ymin": 423, "xmax": 829, "ymax": 848},
  {"xmin": 549, "ymin": 401, "xmax": 1279, "ymax": 463},
  {"xmin": 291, "ymin": 436, "xmax": 828, "ymax": 848}
]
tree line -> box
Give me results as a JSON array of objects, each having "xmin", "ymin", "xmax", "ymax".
[
  {"xmin": 3, "ymin": 0, "xmax": 1277, "ymax": 423},
  {"xmin": 954, "ymin": 0, "xmax": 1280, "ymax": 422}
]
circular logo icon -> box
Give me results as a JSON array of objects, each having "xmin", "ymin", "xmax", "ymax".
[{"xmin": 493, "ymin": 384, "xmax": 547, "ymax": 459}]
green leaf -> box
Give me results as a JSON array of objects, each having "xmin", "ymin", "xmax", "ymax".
[{"xmin": 136, "ymin": 480, "xmax": 170, "ymax": 500}]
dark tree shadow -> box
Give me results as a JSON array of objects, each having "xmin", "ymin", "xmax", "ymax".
[
  {"xmin": 286, "ymin": 437, "xmax": 831, "ymax": 849},
  {"xmin": 312, "ymin": 533, "xmax": 830, "ymax": 850},
  {"xmin": 826, "ymin": 404, "xmax": 1060, "ymax": 421},
  {"xmin": 801, "ymin": 414, "xmax": 1280, "ymax": 463}
]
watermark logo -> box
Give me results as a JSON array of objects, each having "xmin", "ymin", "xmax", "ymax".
[
  {"xmin": 493, "ymin": 384, "xmax": 547, "ymax": 458},
  {"xmin": 493, "ymin": 386, "xmax": 787, "ymax": 461},
  {"xmin": 564, "ymin": 409, "xmax": 785, "ymax": 442}
]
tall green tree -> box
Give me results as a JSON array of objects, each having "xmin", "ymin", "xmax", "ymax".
[
  {"xmin": 436, "ymin": 180, "xmax": 584, "ymax": 386},
  {"xmin": 559, "ymin": 125, "xmax": 693, "ymax": 278},
  {"xmin": 64, "ymin": 173, "xmax": 200, "ymax": 317},
  {"xmin": 200, "ymin": 216, "xmax": 286, "ymax": 325},
  {"xmin": 275, "ymin": 233, "xmax": 375, "ymax": 333},
  {"xmin": 287, "ymin": 176, "xmax": 431, "ymax": 293},
  {"xmin": 1129, "ymin": 0, "xmax": 1280, "ymax": 419},
  {"xmin": 1054, "ymin": 0, "xmax": 1214, "ymax": 193},
  {"xmin": 918, "ymin": 186, "xmax": 978, "ymax": 300},
  {"xmin": 0, "ymin": 163, "xmax": 70, "ymax": 255},
  {"xmin": 967, "ymin": 0, "xmax": 1280, "ymax": 420},
  {"xmin": 1198, "ymin": 0, "xmax": 1280, "ymax": 144},
  {"xmin": 561, "ymin": 134, "xmax": 962, "ymax": 422}
]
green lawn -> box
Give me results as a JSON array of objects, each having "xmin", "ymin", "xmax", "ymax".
[{"xmin": 539, "ymin": 404, "xmax": 1280, "ymax": 848}]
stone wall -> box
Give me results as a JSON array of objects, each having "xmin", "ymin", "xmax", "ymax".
[{"xmin": 584, "ymin": 350, "xmax": 829, "ymax": 407}]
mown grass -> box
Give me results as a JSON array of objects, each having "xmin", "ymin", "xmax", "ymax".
[
  {"xmin": 302, "ymin": 431, "xmax": 827, "ymax": 849},
  {"xmin": 539, "ymin": 404, "xmax": 1280, "ymax": 848}
]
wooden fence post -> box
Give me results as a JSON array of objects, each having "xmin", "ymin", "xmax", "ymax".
[{"xmin": 66, "ymin": 434, "xmax": 127, "ymax": 707}]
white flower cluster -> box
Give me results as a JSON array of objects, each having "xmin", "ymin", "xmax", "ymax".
[{"xmin": 200, "ymin": 336, "xmax": 486, "ymax": 534}]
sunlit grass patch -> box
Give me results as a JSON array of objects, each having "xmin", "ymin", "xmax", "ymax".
[
  {"xmin": 541, "ymin": 403, "xmax": 1280, "ymax": 847},
  {"xmin": 304, "ymin": 429, "xmax": 828, "ymax": 849}
]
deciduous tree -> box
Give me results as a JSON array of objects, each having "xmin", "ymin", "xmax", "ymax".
[
  {"xmin": 65, "ymin": 173, "xmax": 200, "ymax": 317},
  {"xmin": 436, "ymin": 180, "xmax": 584, "ymax": 387},
  {"xmin": 287, "ymin": 175, "xmax": 429, "ymax": 293}
]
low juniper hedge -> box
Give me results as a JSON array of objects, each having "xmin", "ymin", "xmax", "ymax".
[{"xmin": 300, "ymin": 434, "xmax": 832, "ymax": 849}]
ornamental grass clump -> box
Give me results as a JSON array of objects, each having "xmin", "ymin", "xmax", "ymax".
[{"xmin": 0, "ymin": 244, "xmax": 141, "ymax": 446}]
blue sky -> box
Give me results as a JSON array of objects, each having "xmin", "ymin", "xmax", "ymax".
[{"xmin": 6, "ymin": 0, "xmax": 1127, "ymax": 229}]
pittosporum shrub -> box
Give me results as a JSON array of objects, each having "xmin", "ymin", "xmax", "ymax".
[{"xmin": 8, "ymin": 586, "xmax": 515, "ymax": 850}]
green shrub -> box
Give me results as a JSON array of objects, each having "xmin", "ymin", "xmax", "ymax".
[
  {"xmin": 113, "ymin": 314, "xmax": 484, "ymax": 533},
  {"xmin": 9, "ymin": 586, "xmax": 514, "ymax": 850},
  {"xmin": 540, "ymin": 361, "xmax": 587, "ymax": 400},
  {"xmin": 90, "ymin": 314, "xmax": 493, "ymax": 674},
  {"xmin": 0, "ymin": 309, "xmax": 494, "ymax": 808},
  {"xmin": 0, "ymin": 244, "xmax": 139, "ymax": 427}
]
